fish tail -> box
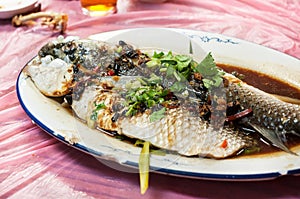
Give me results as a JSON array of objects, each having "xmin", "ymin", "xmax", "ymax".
[{"xmin": 225, "ymin": 74, "xmax": 300, "ymax": 153}]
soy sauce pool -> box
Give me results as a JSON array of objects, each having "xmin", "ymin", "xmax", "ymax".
[
  {"xmin": 218, "ymin": 64, "xmax": 300, "ymax": 101},
  {"xmin": 218, "ymin": 63, "xmax": 300, "ymax": 157}
]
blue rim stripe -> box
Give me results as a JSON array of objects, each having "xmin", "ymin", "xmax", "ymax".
[
  {"xmin": 123, "ymin": 161, "xmax": 280, "ymax": 180},
  {"xmin": 16, "ymin": 73, "xmax": 106, "ymax": 158},
  {"xmin": 287, "ymin": 168, "xmax": 300, "ymax": 175}
]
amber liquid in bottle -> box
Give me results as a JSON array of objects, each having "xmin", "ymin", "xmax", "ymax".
[{"xmin": 80, "ymin": 0, "xmax": 117, "ymax": 16}]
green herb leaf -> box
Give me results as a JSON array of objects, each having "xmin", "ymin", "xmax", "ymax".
[
  {"xmin": 150, "ymin": 107, "xmax": 166, "ymax": 122},
  {"xmin": 169, "ymin": 82, "xmax": 185, "ymax": 92},
  {"xmin": 94, "ymin": 102, "xmax": 106, "ymax": 111},
  {"xmin": 202, "ymin": 79, "xmax": 214, "ymax": 90},
  {"xmin": 161, "ymin": 51, "xmax": 174, "ymax": 60},
  {"xmin": 152, "ymin": 51, "xmax": 164, "ymax": 58},
  {"xmin": 195, "ymin": 52, "xmax": 224, "ymax": 90},
  {"xmin": 196, "ymin": 52, "xmax": 218, "ymax": 76},
  {"xmin": 166, "ymin": 65, "xmax": 175, "ymax": 78},
  {"xmin": 175, "ymin": 55, "xmax": 192, "ymax": 71},
  {"xmin": 175, "ymin": 54, "xmax": 191, "ymax": 62},
  {"xmin": 90, "ymin": 102, "xmax": 106, "ymax": 121},
  {"xmin": 212, "ymin": 75, "xmax": 224, "ymax": 87},
  {"xmin": 147, "ymin": 73, "xmax": 162, "ymax": 85}
]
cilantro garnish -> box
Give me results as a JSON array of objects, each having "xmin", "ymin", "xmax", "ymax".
[
  {"xmin": 90, "ymin": 102, "xmax": 106, "ymax": 121},
  {"xmin": 169, "ymin": 81, "xmax": 185, "ymax": 92},
  {"xmin": 123, "ymin": 51, "xmax": 222, "ymax": 119},
  {"xmin": 194, "ymin": 52, "xmax": 225, "ymax": 90},
  {"xmin": 146, "ymin": 51, "xmax": 193, "ymax": 80},
  {"xmin": 150, "ymin": 107, "xmax": 166, "ymax": 122}
]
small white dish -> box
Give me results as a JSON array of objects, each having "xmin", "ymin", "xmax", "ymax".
[{"xmin": 0, "ymin": 0, "xmax": 38, "ymax": 19}]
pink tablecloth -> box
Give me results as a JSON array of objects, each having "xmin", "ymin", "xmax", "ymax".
[{"xmin": 1, "ymin": 0, "xmax": 300, "ymax": 198}]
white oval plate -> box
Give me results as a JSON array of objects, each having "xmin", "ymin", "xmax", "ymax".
[
  {"xmin": 17, "ymin": 28, "xmax": 300, "ymax": 180},
  {"xmin": 0, "ymin": 0, "xmax": 38, "ymax": 19}
]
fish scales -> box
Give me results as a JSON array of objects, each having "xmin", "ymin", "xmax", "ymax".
[
  {"xmin": 226, "ymin": 75, "xmax": 300, "ymax": 135},
  {"xmin": 73, "ymin": 76, "xmax": 256, "ymax": 159},
  {"xmin": 118, "ymin": 107, "xmax": 256, "ymax": 158},
  {"xmin": 39, "ymin": 38, "xmax": 117, "ymax": 70}
]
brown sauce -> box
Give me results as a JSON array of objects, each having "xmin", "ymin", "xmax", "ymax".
[
  {"xmin": 217, "ymin": 63, "xmax": 300, "ymax": 157},
  {"xmin": 218, "ymin": 63, "xmax": 300, "ymax": 100}
]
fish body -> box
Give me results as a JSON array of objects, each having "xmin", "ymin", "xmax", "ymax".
[
  {"xmin": 71, "ymin": 75, "xmax": 257, "ymax": 158},
  {"xmin": 225, "ymin": 74, "xmax": 300, "ymax": 153},
  {"xmin": 225, "ymin": 74, "xmax": 300, "ymax": 135},
  {"xmin": 118, "ymin": 107, "xmax": 255, "ymax": 158},
  {"xmin": 24, "ymin": 37, "xmax": 300, "ymax": 158}
]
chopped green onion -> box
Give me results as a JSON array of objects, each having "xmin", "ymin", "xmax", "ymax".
[
  {"xmin": 135, "ymin": 139, "xmax": 145, "ymax": 147},
  {"xmin": 173, "ymin": 70, "xmax": 181, "ymax": 81},
  {"xmin": 159, "ymin": 67, "xmax": 167, "ymax": 72},
  {"xmin": 116, "ymin": 46, "xmax": 122, "ymax": 53},
  {"xmin": 243, "ymin": 146, "xmax": 261, "ymax": 155},
  {"xmin": 175, "ymin": 54, "xmax": 191, "ymax": 62},
  {"xmin": 90, "ymin": 102, "xmax": 106, "ymax": 121},
  {"xmin": 150, "ymin": 149, "xmax": 166, "ymax": 156},
  {"xmin": 139, "ymin": 141, "xmax": 150, "ymax": 195},
  {"xmin": 147, "ymin": 73, "xmax": 162, "ymax": 85}
]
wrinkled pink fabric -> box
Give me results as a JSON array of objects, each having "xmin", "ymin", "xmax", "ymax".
[{"xmin": 1, "ymin": 0, "xmax": 300, "ymax": 198}]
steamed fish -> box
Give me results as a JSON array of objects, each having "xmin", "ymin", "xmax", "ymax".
[
  {"xmin": 24, "ymin": 36, "xmax": 300, "ymax": 158},
  {"xmin": 70, "ymin": 75, "xmax": 257, "ymax": 158}
]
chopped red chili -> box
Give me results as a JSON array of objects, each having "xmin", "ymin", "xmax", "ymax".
[
  {"xmin": 107, "ymin": 69, "xmax": 115, "ymax": 76},
  {"xmin": 220, "ymin": 139, "xmax": 228, "ymax": 148}
]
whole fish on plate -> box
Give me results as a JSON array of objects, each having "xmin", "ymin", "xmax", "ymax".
[{"xmin": 24, "ymin": 36, "xmax": 300, "ymax": 158}]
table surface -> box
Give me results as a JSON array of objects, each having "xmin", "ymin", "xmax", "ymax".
[{"xmin": 1, "ymin": 0, "xmax": 300, "ymax": 198}]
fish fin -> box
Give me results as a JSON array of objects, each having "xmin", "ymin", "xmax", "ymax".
[
  {"xmin": 291, "ymin": 130, "xmax": 300, "ymax": 137},
  {"xmin": 249, "ymin": 123, "xmax": 298, "ymax": 156}
]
